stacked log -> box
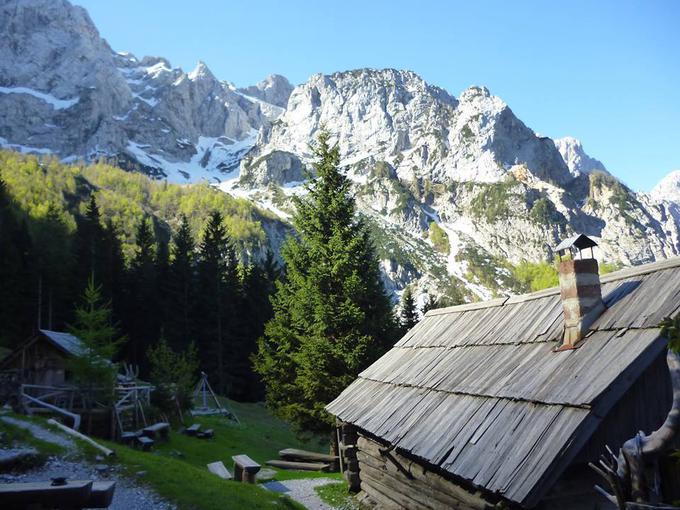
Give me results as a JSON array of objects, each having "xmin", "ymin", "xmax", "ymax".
[
  {"xmin": 339, "ymin": 422, "xmax": 360, "ymax": 492},
  {"xmin": 356, "ymin": 434, "xmax": 494, "ymax": 510}
]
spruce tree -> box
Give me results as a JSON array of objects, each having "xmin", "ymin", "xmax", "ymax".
[
  {"xmin": 33, "ymin": 204, "xmax": 73, "ymax": 330},
  {"xmin": 254, "ymin": 132, "xmax": 396, "ymax": 433},
  {"xmin": 166, "ymin": 214, "xmax": 196, "ymax": 350},
  {"xmin": 0, "ymin": 175, "xmax": 34, "ymax": 346},
  {"xmin": 195, "ymin": 211, "xmax": 240, "ymax": 395},
  {"xmin": 68, "ymin": 276, "xmax": 124, "ymax": 404},
  {"xmin": 124, "ymin": 218, "xmax": 158, "ymax": 370},
  {"xmin": 399, "ymin": 286, "xmax": 418, "ymax": 332},
  {"xmin": 74, "ymin": 194, "xmax": 106, "ymax": 294}
]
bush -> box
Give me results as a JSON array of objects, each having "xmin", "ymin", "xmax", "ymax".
[
  {"xmin": 147, "ymin": 339, "xmax": 199, "ymax": 416},
  {"xmin": 429, "ymin": 222, "xmax": 450, "ymax": 254}
]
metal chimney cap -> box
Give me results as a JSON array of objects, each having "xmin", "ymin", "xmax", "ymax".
[{"xmin": 555, "ymin": 234, "xmax": 598, "ymax": 257}]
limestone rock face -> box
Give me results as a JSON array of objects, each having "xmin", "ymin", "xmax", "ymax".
[
  {"xmin": 651, "ymin": 170, "xmax": 680, "ymax": 204},
  {"xmin": 0, "ymin": 0, "xmax": 282, "ymax": 181},
  {"xmin": 238, "ymin": 74, "xmax": 294, "ymax": 108},
  {"xmin": 554, "ymin": 137, "xmax": 608, "ymax": 177}
]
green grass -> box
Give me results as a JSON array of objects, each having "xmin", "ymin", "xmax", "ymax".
[
  {"xmin": 97, "ymin": 440, "xmax": 304, "ymax": 510},
  {"xmin": 146, "ymin": 399, "xmax": 341, "ymax": 482},
  {"xmin": 1, "ymin": 400, "xmax": 342, "ymax": 509},
  {"xmin": 314, "ymin": 481, "xmax": 353, "ymax": 508}
]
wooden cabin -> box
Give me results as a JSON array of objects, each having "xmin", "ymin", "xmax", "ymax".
[
  {"xmin": 327, "ymin": 250, "xmax": 680, "ymax": 509},
  {"xmin": 0, "ymin": 329, "xmax": 85, "ymax": 387}
]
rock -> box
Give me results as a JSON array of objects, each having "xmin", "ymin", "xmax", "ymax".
[
  {"xmin": 238, "ymin": 74, "xmax": 294, "ymax": 108},
  {"xmin": 255, "ymin": 468, "xmax": 277, "ymax": 481},
  {"xmin": 135, "ymin": 471, "xmax": 147, "ymax": 477},
  {"xmin": 554, "ymin": 136, "xmax": 608, "ymax": 177},
  {"xmin": 95, "ymin": 464, "xmax": 109, "ymax": 473},
  {"xmin": 651, "ymin": 170, "xmax": 680, "ymax": 204}
]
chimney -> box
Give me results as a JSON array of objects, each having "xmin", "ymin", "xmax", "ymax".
[{"xmin": 554, "ymin": 234, "xmax": 605, "ymax": 349}]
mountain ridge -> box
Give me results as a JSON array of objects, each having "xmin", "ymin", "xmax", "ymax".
[{"xmin": 1, "ymin": 0, "xmax": 679, "ymax": 301}]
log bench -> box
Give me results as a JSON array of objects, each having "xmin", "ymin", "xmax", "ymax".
[
  {"xmin": 232, "ymin": 454, "xmax": 261, "ymax": 483},
  {"xmin": 141, "ymin": 422, "xmax": 169, "ymax": 440},
  {"xmin": 0, "ymin": 479, "xmax": 115, "ymax": 509},
  {"xmin": 120, "ymin": 431, "xmax": 139, "ymax": 445},
  {"xmin": 197, "ymin": 428, "xmax": 214, "ymax": 439},
  {"xmin": 135, "ymin": 435, "xmax": 154, "ymax": 451},
  {"xmin": 183, "ymin": 423, "xmax": 201, "ymax": 436}
]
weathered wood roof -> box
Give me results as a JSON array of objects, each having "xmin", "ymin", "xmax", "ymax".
[
  {"xmin": 327, "ymin": 257, "xmax": 680, "ymax": 507},
  {"xmin": 39, "ymin": 330, "xmax": 85, "ymax": 357}
]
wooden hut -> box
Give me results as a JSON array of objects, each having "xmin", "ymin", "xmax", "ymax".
[
  {"xmin": 327, "ymin": 251, "xmax": 680, "ymax": 509},
  {"xmin": 0, "ymin": 329, "xmax": 86, "ymax": 387}
]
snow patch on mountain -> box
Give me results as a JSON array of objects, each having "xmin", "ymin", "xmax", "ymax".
[{"xmin": 0, "ymin": 86, "xmax": 80, "ymax": 110}]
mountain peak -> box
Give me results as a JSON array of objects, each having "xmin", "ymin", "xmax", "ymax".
[
  {"xmin": 553, "ymin": 136, "xmax": 607, "ymax": 177},
  {"xmin": 238, "ymin": 74, "xmax": 293, "ymax": 108},
  {"xmin": 651, "ymin": 170, "xmax": 680, "ymax": 203},
  {"xmin": 459, "ymin": 85, "xmax": 491, "ymax": 101},
  {"xmin": 188, "ymin": 60, "xmax": 215, "ymax": 81}
]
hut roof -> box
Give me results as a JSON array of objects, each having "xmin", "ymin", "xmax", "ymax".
[
  {"xmin": 327, "ymin": 257, "xmax": 680, "ymax": 507},
  {"xmin": 39, "ymin": 329, "xmax": 85, "ymax": 357}
]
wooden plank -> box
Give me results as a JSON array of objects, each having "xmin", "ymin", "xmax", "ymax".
[
  {"xmin": 279, "ymin": 448, "xmax": 338, "ymax": 463},
  {"xmin": 265, "ymin": 459, "xmax": 330, "ymax": 471},
  {"xmin": 207, "ymin": 461, "xmax": 232, "ymax": 480}
]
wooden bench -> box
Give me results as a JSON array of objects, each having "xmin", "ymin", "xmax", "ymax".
[
  {"xmin": 136, "ymin": 435, "xmax": 154, "ymax": 451},
  {"xmin": 183, "ymin": 423, "xmax": 201, "ymax": 436},
  {"xmin": 197, "ymin": 428, "xmax": 214, "ymax": 439},
  {"xmin": 120, "ymin": 431, "xmax": 139, "ymax": 445},
  {"xmin": 232, "ymin": 454, "xmax": 261, "ymax": 483},
  {"xmin": 142, "ymin": 422, "xmax": 170, "ymax": 440},
  {"xmin": 0, "ymin": 479, "xmax": 115, "ymax": 509},
  {"xmin": 207, "ymin": 461, "xmax": 232, "ymax": 480}
]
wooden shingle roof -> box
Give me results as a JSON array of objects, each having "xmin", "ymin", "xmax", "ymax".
[{"xmin": 327, "ymin": 257, "xmax": 680, "ymax": 507}]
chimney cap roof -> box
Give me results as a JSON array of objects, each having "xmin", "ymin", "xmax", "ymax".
[{"xmin": 555, "ymin": 234, "xmax": 598, "ymax": 256}]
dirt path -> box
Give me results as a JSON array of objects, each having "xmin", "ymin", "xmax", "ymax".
[
  {"xmin": 263, "ymin": 477, "xmax": 340, "ymax": 510},
  {"xmin": 1, "ymin": 415, "xmax": 74, "ymax": 448}
]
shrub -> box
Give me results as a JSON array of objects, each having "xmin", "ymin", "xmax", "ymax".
[{"xmin": 429, "ymin": 222, "xmax": 450, "ymax": 254}]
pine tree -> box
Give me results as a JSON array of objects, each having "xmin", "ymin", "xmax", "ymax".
[
  {"xmin": 399, "ymin": 286, "xmax": 418, "ymax": 332},
  {"xmin": 100, "ymin": 219, "xmax": 127, "ymax": 325},
  {"xmin": 195, "ymin": 211, "xmax": 240, "ymax": 395},
  {"xmin": 254, "ymin": 131, "xmax": 397, "ymax": 433},
  {"xmin": 67, "ymin": 276, "xmax": 124, "ymax": 404},
  {"xmin": 74, "ymin": 194, "xmax": 106, "ymax": 294},
  {"xmin": 238, "ymin": 256, "xmax": 278, "ymax": 401},
  {"xmin": 166, "ymin": 214, "xmax": 196, "ymax": 350},
  {"xmin": 0, "ymin": 175, "xmax": 34, "ymax": 346},
  {"xmin": 124, "ymin": 218, "xmax": 158, "ymax": 370}
]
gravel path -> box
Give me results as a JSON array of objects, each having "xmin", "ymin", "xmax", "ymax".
[
  {"xmin": 263, "ymin": 477, "xmax": 339, "ymax": 510},
  {"xmin": 0, "ymin": 457, "xmax": 174, "ymax": 510},
  {"xmin": 1, "ymin": 415, "xmax": 74, "ymax": 448},
  {"xmin": 1, "ymin": 415, "xmax": 174, "ymax": 509}
]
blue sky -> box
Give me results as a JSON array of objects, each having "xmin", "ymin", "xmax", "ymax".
[{"xmin": 75, "ymin": 0, "xmax": 679, "ymax": 191}]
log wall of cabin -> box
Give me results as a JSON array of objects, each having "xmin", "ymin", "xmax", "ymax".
[
  {"xmin": 355, "ymin": 433, "xmax": 494, "ymax": 510},
  {"xmin": 2, "ymin": 339, "xmax": 69, "ymax": 386}
]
